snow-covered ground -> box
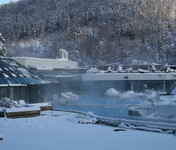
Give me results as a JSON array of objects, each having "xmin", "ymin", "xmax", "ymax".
[{"xmin": 0, "ymin": 111, "xmax": 175, "ymax": 150}]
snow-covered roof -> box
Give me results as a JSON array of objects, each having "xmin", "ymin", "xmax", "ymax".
[
  {"xmin": 12, "ymin": 57, "xmax": 79, "ymax": 70},
  {"xmin": 0, "ymin": 58, "xmax": 42, "ymax": 85}
]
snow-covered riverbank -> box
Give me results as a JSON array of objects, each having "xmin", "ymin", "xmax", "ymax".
[{"xmin": 0, "ymin": 111, "xmax": 175, "ymax": 150}]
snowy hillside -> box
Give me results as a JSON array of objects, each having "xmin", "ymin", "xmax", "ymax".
[{"xmin": 0, "ymin": 0, "xmax": 176, "ymax": 65}]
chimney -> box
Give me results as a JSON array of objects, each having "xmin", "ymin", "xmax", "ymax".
[{"xmin": 57, "ymin": 49, "xmax": 68, "ymax": 59}]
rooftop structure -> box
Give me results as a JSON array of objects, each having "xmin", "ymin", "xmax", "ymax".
[
  {"xmin": 12, "ymin": 51, "xmax": 85, "ymax": 81},
  {"xmin": 58, "ymin": 49, "xmax": 68, "ymax": 59},
  {"xmin": 0, "ymin": 58, "xmax": 41, "ymax": 85},
  {"xmin": 0, "ymin": 57, "xmax": 60, "ymax": 102}
]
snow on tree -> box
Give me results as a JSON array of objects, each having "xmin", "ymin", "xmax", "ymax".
[
  {"xmin": 0, "ymin": 33, "xmax": 6, "ymax": 56},
  {"xmin": 0, "ymin": 0, "xmax": 176, "ymax": 64}
]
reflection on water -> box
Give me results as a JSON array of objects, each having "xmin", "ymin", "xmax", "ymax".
[{"xmin": 53, "ymin": 92, "xmax": 176, "ymax": 123}]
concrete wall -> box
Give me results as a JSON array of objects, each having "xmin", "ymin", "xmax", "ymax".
[
  {"xmin": 81, "ymin": 73, "xmax": 176, "ymax": 81},
  {"xmin": 12, "ymin": 57, "xmax": 78, "ymax": 69}
]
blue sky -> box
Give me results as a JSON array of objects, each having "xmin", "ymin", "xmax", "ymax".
[{"xmin": 0, "ymin": 0, "xmax": 19, "ymax": 5}]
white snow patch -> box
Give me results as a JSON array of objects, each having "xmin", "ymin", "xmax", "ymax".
[
  {"xmin": 69, "ymin": 113, "xmax": 97, "ymax": 124},
  {"xmin": 3, "ymin": 73, "xmax": 9, "ymax": 78},
  {"xmin": 121, "ymin": 91, "xmax": 135, "ymax": 99},
  {"xmin": 4, "ymin": 67, "xmax": 9, "ymax": 71},
  {"xmin": 106, "ymin": 66, "xmax": 113, "ymax": 73},
  {"xmin": 104, "ymin": 89, "xmax": 147, "ymax": 99},
  {"xmin": 19, "ymin": 74, "xmax": 24, "ymax": 77},
  {"xmin": 6, "ymin": 79, "xmax": 12, "ymax": 84},
  {"xmin": 17, "ymin": 67, "xmax": 30, "ymax": 77},
  {"xmin": 61, "ymin": 92, "xmax": 79, "ymax": 100},
  {"xmin": 146, "ymin": 91, "xmax": 157, "ymax": 100},
  {"xmin": 11, "ymin": 73, "xmax": 17, "ymax": 77},
  {"xmin": 10, "ymin": 61, "xmax": 18, "ymax": 67},
  {"xmin": 138, "ymin": 69, "xmax": 150, "ymax": 73},
  {"xmin": 8, "ymin": 67, "xmax": 14, "ymax": 71},
  {"xmin": 33, "ymin": 67, "xmax": 53, "ymax": 71},
  {"xmin": 18, "ymin": 100, "xmax": 26, "ymax": 105},
  {"xmin": 25, "ymin": 102, "xmax": 52, "ymax": 108},
  {"xmin": 117, "ymin": 65, "xmax": 123, "ymax": 72},
  {"xmin": 126, "ymin": 67, "xmax": 133, "ymax": 73},
  {"xmin": 120, "ymin": 91, "xmax": 146, "ymax": 99},
  {"xmin": 150, "ymin": 95, "xmax": 176, "ymax": 105},
  {"xmin": 87, "ymin": 67, "xmax": 99, "ymax": 74},
  {"xmin": 58, "ymin": 58, "xmax": 69, "ymax": 61},
  {"xmin": 104, "ymin": 89, "xmax": 149, "ymax": 99},
  {"xmin": 105, "ymin": 88, "xmax": 120, "ymax": 97},
  {"xmin": 4, "ymin": 107, "xmax": 40, "ymax": 113}
]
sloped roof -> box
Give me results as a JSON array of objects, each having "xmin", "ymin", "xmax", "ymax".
[{"xmin": 0, "ymin": 58, "xmax": 42, "ymax": 85}]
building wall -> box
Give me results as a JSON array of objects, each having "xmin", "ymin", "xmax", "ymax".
[
  {"xmin": 0, "ymin": 83, "xmax": 60, "ymax": 103},
  {"xmin": 12, "ymin": 57, "xmax": 78, "ymax": 69}
]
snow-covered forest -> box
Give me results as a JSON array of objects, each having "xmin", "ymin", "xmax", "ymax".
[{"xmin": 0, "ymin": 0, "xmax": 176, "ymax": 65}]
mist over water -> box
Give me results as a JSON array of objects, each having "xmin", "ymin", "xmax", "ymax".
[
  {"xmin": 49, "ymin": 79, "xmax": 176, "ymax": 122},
  {"xmin": 52, "ymin": 88, "xmax": 176, "ymax": 121}
]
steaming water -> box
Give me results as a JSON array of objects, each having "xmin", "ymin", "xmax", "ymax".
[{"xmin": 53, "ymin": 92, "xmax": 176, "ymax": 123}]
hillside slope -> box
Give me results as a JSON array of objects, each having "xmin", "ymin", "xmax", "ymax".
[{"xmin": 0, "ymin": 0, "xmax": 176, "ymax": 65}]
